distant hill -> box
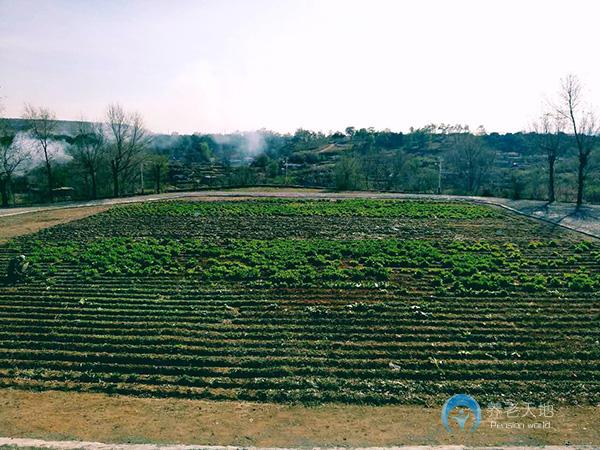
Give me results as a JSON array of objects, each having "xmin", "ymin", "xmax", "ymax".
[{"xmin": 2, "ymin": 117, "xmax": 89, "ymax": 135}]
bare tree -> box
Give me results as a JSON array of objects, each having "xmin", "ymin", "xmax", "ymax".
[
  {"xmin": 23, "ymin": 105, "xmax": 58, "ymax": 200},
  {"xmin": 449, "ymin": 133, "xmax": 495, "ymax": 195},
  {"xmin": 106, "ymin": 104, "xmax": 149, "ymax": 197},
  {"xmin": 147, "ymin": 154, "xmax": 169, "ymax": 194},
  {"xmin": 70, "ymin": 121, "xmax": 105, "ymax": 199},
  {"xmin": 532, "ymin": 112, "xmax": 564, "ymax": 203},
  {"xmin": 556, "ymin": 75, "xmax": 598, "ymax": 206},
  {"xmin": 0, "ymin": 119, "xmax": 30, "ymax": 207}
]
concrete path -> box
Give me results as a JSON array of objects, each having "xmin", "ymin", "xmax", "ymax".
[
  {"xmin": 0, "ymin": 192, "xmax": 199, "ymax": 218},
  {"xmin": 0, "ymin": 437, "xmax": 596, "ymax": 450},
  {"xmin": 0, "ymin": 189, "xmax": 598, "ymax": 238}
]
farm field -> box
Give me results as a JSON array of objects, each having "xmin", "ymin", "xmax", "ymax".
[{"xmin": 0, "ymin": 199, "xmax": 598, "ymax": 407}]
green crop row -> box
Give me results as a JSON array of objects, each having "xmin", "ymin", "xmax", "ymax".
[
  {"xmin": 0, "ymin": 198, "xmax": 597, "ymax": 406},
  {"xmin": 19, "ymin": 236, "xmax": 599, "ymax": 292},
  {"xmin": 102, "ymin": 199, "xmax": 504, "ymax": 219}
]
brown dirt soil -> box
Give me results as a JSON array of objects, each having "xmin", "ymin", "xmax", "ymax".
[
  {"xmin": 0, "ymin": 206, "xmax": 111, "ymax": 243},
  {"xmin": 0, "ymin": 390, "xmax": 597, "ymax": 447}
]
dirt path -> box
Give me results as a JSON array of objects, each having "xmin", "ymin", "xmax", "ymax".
[
  {"xmin": 0, "ymin": 189, "xmax": 323, "ymax": 218},
  {"xmin": 0, "ymin": 437, "xmax": 596, "ymax": 450},
  {"xmin": 0, "ymin": 391, "xmax": 597, "ymax": 448},
  {"xmin": 0, "ymin": 206, "xmax": 111, "ymax": 244}
]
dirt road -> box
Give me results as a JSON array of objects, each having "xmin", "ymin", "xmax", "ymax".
[
  {"xmin": 0, "ymin": 437, "xmax": 596, "ymax": 450},
  {"xmin": 0, "ymin": 391, "xmax": 597, "ymax": 449}
]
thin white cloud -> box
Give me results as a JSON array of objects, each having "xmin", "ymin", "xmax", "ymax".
[{"xmin": 1, "ymin": 0, "xmax": 600, "ymax": 133}]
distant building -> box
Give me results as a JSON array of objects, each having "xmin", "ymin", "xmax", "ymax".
[{"xmin": 52, "ymin": 187, "xmax": 75, "ymax": 201}]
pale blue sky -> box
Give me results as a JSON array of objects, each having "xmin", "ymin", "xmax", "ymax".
[{"xmin": 1, "ymin": 0, "xmax": 599, "ymax": 134}]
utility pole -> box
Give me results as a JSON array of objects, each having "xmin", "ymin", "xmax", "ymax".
[
  {"xmin": 140, "ymin": 162, "xmax": 144, "ymax": 195},
  {"xmin": 437, "ymin": 157, "xmax": 442, "ymax": 194},
  {"xmin": 283, "ymin": 157, "xmax": 288, "ymax": 185}
]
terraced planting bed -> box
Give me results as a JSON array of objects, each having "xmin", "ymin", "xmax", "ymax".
[{"xmin": 0, "ymin": 199, "xmax": 598, "ymax": 406}]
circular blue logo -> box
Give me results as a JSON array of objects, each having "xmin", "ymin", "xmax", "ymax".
[{"xmin": 441, "ymin": 394, "xmax": 481, "ymax": 432}]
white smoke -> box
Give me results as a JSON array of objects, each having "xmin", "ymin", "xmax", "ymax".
[
  {"xmin": 13, "ymin": 131, "xmax": 72, "ymax": 171},
  {"xmin": 241, "ymin": 131, "xmax": 266, "ymax": 156},
  {"xmin": 211, "ymin": 130, "xmax": 267, "ymax": 158}
]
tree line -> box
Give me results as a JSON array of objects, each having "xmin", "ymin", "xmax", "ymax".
[
  {"xmin": 0, "ymin": 75, "xmax": 598, "ymax": 207},
  {"xmin": 333, "ymin": 75, "xmax": 597, "ymax": 205},
  {"xmin": 0, "ymin": 103, "xmax": 169, "ymax": 206}
]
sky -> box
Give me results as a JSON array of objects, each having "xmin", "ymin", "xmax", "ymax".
[{"xmin": 1, "ymin": 0, "xmax": 600, "ymax": 135}]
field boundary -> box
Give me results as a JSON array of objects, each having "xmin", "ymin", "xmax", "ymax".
[
  {"xmin": 0, "ymin": 189, "xmax": 598, "ymax": 239},
  {"xmin": 465, "ymin": 200, "xmax": 600, "ymax": 240}
]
